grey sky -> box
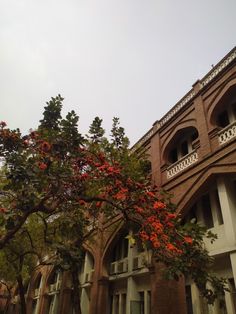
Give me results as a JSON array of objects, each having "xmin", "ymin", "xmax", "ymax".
[{"xmin": 0, "ymin": 0, "xmax": 235, "ymax": 145}]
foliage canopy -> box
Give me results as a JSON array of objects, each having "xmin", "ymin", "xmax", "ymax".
[{"xmin": 0, "ymin": 96, "xmax": 227, "ymax": 310}]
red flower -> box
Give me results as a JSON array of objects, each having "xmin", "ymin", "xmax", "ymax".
[
  {"xmin": 40, "ymin": 141, "xmax": 51, "ymax": 152},
  {"xmin": 0, "ymin": 207, "xmax": 7, "ymax": 213},
  {"xmin": 134, "ymin": 206, "xmax": 144, "ymax": 214},
  {"xmin": 139, "ymin": 231, "xmax": 149, "ymax": 241},
  {"xmin": 153, "ymin": 201, "xmax": 166, "ymax": 210},
  {"xmin": 147, "ymin": 216, "xmax": 156, "ymax": 223},
  {"xmin": 38, "ymin": 162, "xmax": 47, "ymax": 170},
  {"xmin": 107, "ymin": 166, "xmax": 120, "ymax": 174},
  {"xmin": 146, "ymin": 191, "xmax": 155, "ymax": 198},
  {"xmin": 152, "ymin": 221, "xmax": 163, "ymax": 232},
  {"xmin": 184, "ymin": 236, "xmax": 193, "ymax": 244},
  {"xmin": 153, "ymin": 240, "xmax": 161, "ymax": 248},
  {"xmin": 30, "ymin": 130, "xmax": 39, "ymax": 139},
  {"xmin": 166, "ymin": 213, "xmax": 177, "ymax": 219},
  {"xmin": 166, "ymin": 243, "xmax": 176, "ymax": 251},
  {"xmin": 79, "ymin": 200, "xmax": 87, "ymax": 206},
  {"xmin": 81, "ymin": 173, "xmax": 89, "ymax": 180},
  {"xmin": 113, "ymin": 188, "xmax": 128, "ymax": 201},
  {"xmin": 150, "ymin": 232, "xmax": 158, "ymax": 242}
]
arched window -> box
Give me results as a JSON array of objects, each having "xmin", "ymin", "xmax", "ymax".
[
  {"xmin": 165, "ymin": 127, "xmax": 199, "ymax": 165},
  {"xmin": 211, "ymin": 85, "xmax": 236, "ymax": 128}
]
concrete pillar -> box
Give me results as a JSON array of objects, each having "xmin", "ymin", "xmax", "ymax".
[
  {"xmin": 81, "ymin": 288, "xmax": 90, "ymax": 314},
  {"xmin": 126, "ymin": 277, "xmax": 139, "ymax": 314},
  {"xmin": 230, "ymin": 253, "xmax": 236, "ymax": 295},
  {"xmin": 144, "ymin": 290, "xmax": 151, "ymax": 314},
  {"xmin": 191, "ymin": 283, "xmax": 202, "ymax": 314},
  {"xmin": 217, "ymin": 178, "xmax": 236, "ymax": 245},
  {"xmin": 224, "ymin": 282, "xmax": 235, "ymax": 314},
  {"xmin": 209, "ymin": 189, "xmax": 219, "ymax": 227}
]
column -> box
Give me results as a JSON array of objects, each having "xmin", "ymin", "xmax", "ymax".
[
  {"xmin": 80, "ymin": 288, "xmax": 90, "ymax": 314},
  {"xmin": 190, "ymin": 283, "xmax": 202, "ymax": 314},
  {"xmin": 144, "ymin": 290, "xmax": 151, "ymax": 314},
  {"xmin": 230, "ymin": 253, "xmax": 236, "ymax": 296},
  {"xmin": 224, "ymin": 280, "xmax": 235, "ymax": 314},
  {"xmin": 217, "ymin": 178, "xmax": 236, "ymax": 245}
]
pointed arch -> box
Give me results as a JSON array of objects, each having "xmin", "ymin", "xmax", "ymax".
[
  {"xmin": 161, "ymin": 120, "xmax": 198, "ymax": 164},
  {"xmin": 31, "ymin": 270, "xmax": 43, "ymax": 290},
  {"xmin": 208, "ymin": 78, "xmax": 236, "ymax": 126},
  {"xmin": 177, "ymin": 164, "xmax": 236, "ymax": 215},
  {"xmin": 100, "ymin": 219, "xmax": 127, "ymax": 276}
]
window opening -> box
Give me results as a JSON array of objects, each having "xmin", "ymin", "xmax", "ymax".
[
  {"xmin": 169, "ymin": 148, "xmax": 178, "ymax": 163},
  {"xmin": 185, "ymin": 285, "xmax": 193, "ymax": 314},
  {"xmin": 202, "ymin": 194, "xmax": 214, "ymax": 229},
  {"xmin": 214, "ymin": 190, "xmax": 224, "ymax": 225},
  {"xmin": 217, "ymin": 110, "xmax": 230, "ymax": 128},
  {"xmin": 181, "ymin": 141, "xmax": 188, "ymax": 157}
]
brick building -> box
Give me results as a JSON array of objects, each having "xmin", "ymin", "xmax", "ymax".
[{"xmin": 2, "ymin": 46, "xmax": 236, "ymax": 314}]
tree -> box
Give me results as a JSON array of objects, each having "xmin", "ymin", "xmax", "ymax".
[
  {"xmin": 0, "ymin": 96, "xmax": 226, "ymax": 313},
  {"xmin": 0, "ymin": 212, "xmax": 48, "ymax": 314}
]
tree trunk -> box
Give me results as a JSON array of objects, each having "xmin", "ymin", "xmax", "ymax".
[
  {"xmin": 71, "ymin": 266, "xmax": 82, "ymax": 314},
  {"xmin": 4, "ymin": 292, "xmax": 11, "ymax": 314},
  {"xmin": 16, "ymin": 275, "xmax": 27, "ymax": 314}
]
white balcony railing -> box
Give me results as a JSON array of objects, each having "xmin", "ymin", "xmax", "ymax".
[
  {"xmin": 110, "ymin": 258, "xmax": 128, "ymax": 275},
  {"xmin": 133, "ymin": 254, "xmax": 146, "ymax": 270},
  {"xmin": 167, "ymin": 150, "xmax": 198, "ymax": 179},
  {"xmin": 218, "ymin": 121, "xmax": 236, "ymax": 145}
]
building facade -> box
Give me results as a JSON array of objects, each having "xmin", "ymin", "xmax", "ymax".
[{"xmin": 1, "ymin": 47, "xmax": 236, "ymax": 314}]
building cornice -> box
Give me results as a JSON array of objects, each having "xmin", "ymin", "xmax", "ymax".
[{"xmin": 131, "ymin": 46, "xmax": 236, "ymax": 153}]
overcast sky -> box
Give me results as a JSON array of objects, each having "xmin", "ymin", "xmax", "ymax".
[{"xmin": 0, "ymin": 0, "xmax": 235, "ymax": 145}]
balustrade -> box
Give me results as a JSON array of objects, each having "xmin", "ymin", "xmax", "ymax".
[
  {"xmin": 167, "ymin": 150, "xmax": 198, "ymax": 179},
  {"xmin": 218, "ymin": 121, "xmax": 236, "ymax": 145}
]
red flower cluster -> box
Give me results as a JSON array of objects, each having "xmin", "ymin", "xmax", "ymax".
[
  {"xmin": 166, "ymin": 243, "xmax": 183, "ymax": 254},
  {"xmin": 40, "ymin": 141, "xmax": 51, "ymax": 152},
  {"xmin": 184, "ymin": 236, "xmax": 193, "ymax": 244},
  {"xmin": 38, "ymin": 162, "xmax": 47, "ymax": 170},
  {"xmin": 113, "ymin": 188, "xmax": 128, "ymax": 201},
  {"xmin": 153, "ymin": 201, "xmax": 166, "ymax": 210},
  {"xmin": 134, "ymin": 206, "xmax": 144, "ymax": 214},
  {"xmin": 139, "ymin": 230, "xmax": 149, "ymax": 241}
]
